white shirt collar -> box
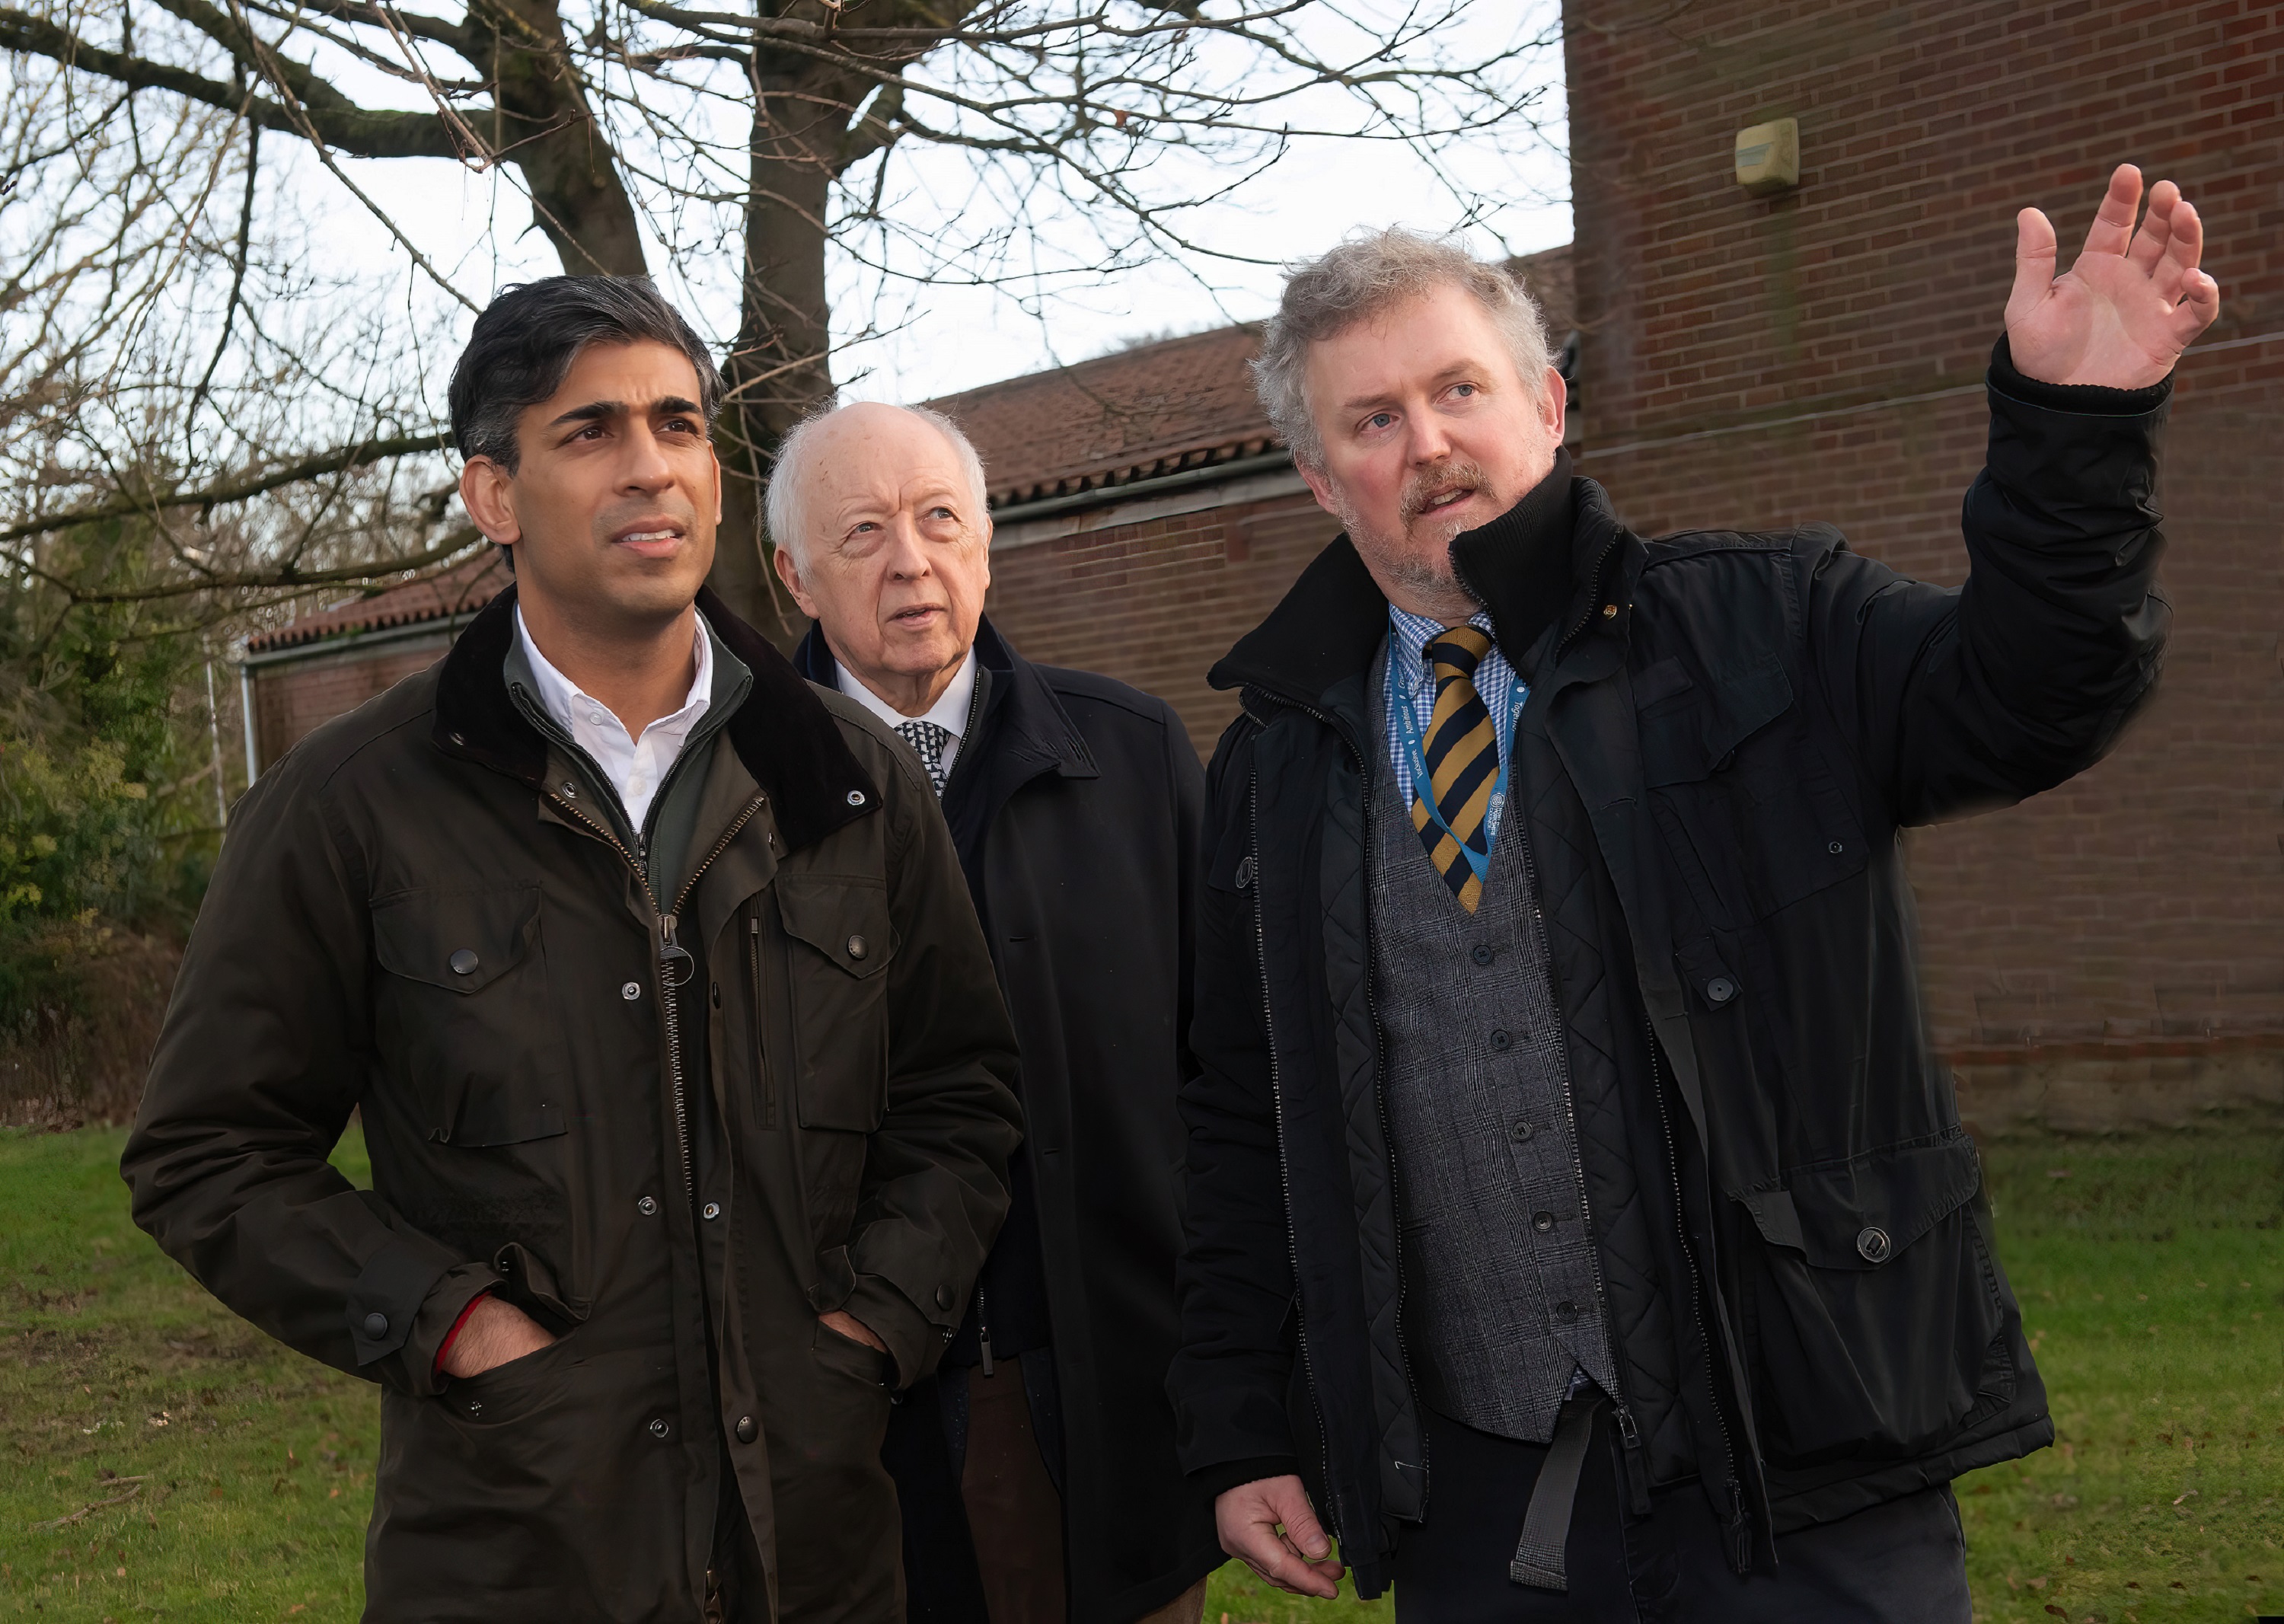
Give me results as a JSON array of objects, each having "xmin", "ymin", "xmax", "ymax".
[
  {"xmin": 834, "ymin": 646, "xmax": 978, "ymax": 741},
  {"xmin": 514, "ymin": 605, "xmax": 711, "ymax": 830}
]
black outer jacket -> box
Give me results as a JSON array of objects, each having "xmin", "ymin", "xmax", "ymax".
[
  {"xmin": 1168, "ymin": 352, "xmax": 2171, "ymax": 1597},
  {"xmin": 796, "ymin": 620, "xmax": 1225, "ymax": 1623}
]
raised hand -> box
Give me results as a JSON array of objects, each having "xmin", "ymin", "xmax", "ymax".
[{"xmin": 2006, "ymin": 164, "xmax": 2222, "ymax": 390}]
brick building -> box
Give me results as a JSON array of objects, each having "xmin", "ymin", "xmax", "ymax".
[{"xmin": 247, "ymin": 0, "xmax": 2281, "ymax": 1128}]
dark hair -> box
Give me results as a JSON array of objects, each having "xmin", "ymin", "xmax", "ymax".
[{"xmin": 447, "ymin": 276, "xmax": 725, "ymax": 473}]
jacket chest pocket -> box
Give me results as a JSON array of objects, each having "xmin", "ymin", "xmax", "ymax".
[
  {"xmin": 774, "ymin": 876, "xmax": 894, "ymax": 1131},
  {"xmin": 1637, "ymin": 655, "xmax": 1867, "ymax": 927},
  {"xmin": 372, "ymin": 884, "xmax": 569, "ymax": 1147}
]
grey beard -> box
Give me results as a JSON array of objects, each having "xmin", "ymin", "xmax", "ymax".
[{"xmin": 1332, "ymin": 493, "xmax": 1482, "ymax": 617}]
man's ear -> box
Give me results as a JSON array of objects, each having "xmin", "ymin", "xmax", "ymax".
[
  {"xmin": 460, "ymin": 457, "xmax": 522, "ymax": 546},
  {"xmin": 1297, "ymin": 460, "xmax": 1342, "ymax": 520},
  {"xmin": 710, "ymin": 444, "xmax": 725, "ymax": 527},
  {"xmin": 1538, "ymin": 363, "xmax": 1568, "ymax": 442},
  {"xmin": 772, "ymin": 544, "xmax": 821, "ymax": 621}
]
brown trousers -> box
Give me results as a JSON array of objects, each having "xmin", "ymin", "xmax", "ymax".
[{"xmin": 959, "ymin": 1354, "xmax": 1207, "ymax": 1624}]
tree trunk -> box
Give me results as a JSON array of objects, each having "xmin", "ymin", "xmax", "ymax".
[
  {"xmin": 708, "ymin": 41, "xmax": 856, "ymax": 641},
  {"xmin": 477, "ymin": 0, "xmax": 648, "ymax": 276}
]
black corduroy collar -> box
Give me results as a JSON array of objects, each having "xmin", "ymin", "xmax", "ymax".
[{"xmin": 432, "ymin": 581, "xmax": 879, "ymax": 857}]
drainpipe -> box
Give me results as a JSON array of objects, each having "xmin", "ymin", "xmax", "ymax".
[
  {"xmin": 203, "ymin": 656, "xmax": 229, "ymax": 828},
  {"xmin": 238, "ymin": 658, "xmax": 260, "ymax": 789}
]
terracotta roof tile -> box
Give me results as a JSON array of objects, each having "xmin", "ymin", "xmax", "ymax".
[{"xmin": 924, "ymin": 324, "xmax": 1276, "ymax": 508}]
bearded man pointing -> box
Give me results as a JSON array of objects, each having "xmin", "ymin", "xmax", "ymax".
[{"xmin": 1172, "ymin": 167, "xmax": 2216, "ymax": 1619}]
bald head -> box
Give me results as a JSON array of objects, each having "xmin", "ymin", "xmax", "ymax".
[
  {"xmin": 767, "ymin": 401, "xmax": 989, "ymax": 565},
  {"xmin": 768, "ymin": 400, "xmax": 995, "ymax": 717}
]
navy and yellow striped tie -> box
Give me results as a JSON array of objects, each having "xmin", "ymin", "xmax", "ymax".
[{"xmin": 1412, "ymin": 626, "xmax": 1499, "ymax": 913}]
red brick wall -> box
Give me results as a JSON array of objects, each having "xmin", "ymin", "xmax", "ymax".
[
  {"xmin": 1565, "ymin": 0, "xmax": 2284, "ymax": 1124},
  {"xmin": 251, "ymin": 636, "xmax": 453, "ymax": 771},
  {"xmin": 985, "ymin": 491, "xmax": 1340, "ymax": 758}
]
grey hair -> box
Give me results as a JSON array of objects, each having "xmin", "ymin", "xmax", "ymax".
[
  {"xmin": 766, "ymin": 401, "xmax": 992, "ymax": 561},
  {"xmin": 1252, "ymin": 228, "xmax": 1553, "ymax": 470}
]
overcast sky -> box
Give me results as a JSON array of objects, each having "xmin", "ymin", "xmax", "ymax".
[{"xmin": 274, "ymin": 3, "xmax": 1572, "ymax": 409}]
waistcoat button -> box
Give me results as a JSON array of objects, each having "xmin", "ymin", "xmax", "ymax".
[
  {"xmin": 1531, "ymin": 1211, "xmax": 1556, "ymax": 1233},
  {"xmin": 1489, "ymin": 1029, "xmax": 1515, "ymax": 1052},
  {"xmin": 734, "ymin": 1415, "xmax": 758, "ymax": 1444},
  {"xmin": 1855, "ymin": 1225, "xmax": 1893, "ymax": 1264},
  {"xmin": 1471, "ymin": 944, "xmax": 1494, "ymax": 967},
  {"xmin": 1555, "ymin": 1300, "xmax": 1578, "ymax": 1317},
  {"xmin": 1510, "ymin": 1118, "xmax": 1534, "ymax": 1143},
  {"xmin": 448, "ymin": 949, "xmax": 479, "ymax": 976}
]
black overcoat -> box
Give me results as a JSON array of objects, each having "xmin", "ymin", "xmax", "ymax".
[
  {"xmin": 1169, "ymin": 346, "xmax": 2172, "ymax": 1597},
  {"xmin": 796, "ymin": 619, "xmax": 1223, "ymax": 1623}
]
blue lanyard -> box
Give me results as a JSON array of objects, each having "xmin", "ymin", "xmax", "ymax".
[{"xmin": 1390, "ymin": 638, "xmax": 1527, "ymax": 882}]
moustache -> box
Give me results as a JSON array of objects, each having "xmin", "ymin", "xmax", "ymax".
[{"xmin": 1398, "ymin": 462, "xmax": 1488, "ymax": 526}]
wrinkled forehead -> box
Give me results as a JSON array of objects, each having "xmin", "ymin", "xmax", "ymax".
[{"xmin": 807, "ymin": 409, "xmax": 971, "ymax": 507}]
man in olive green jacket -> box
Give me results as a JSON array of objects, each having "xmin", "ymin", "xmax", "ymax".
[{"xmin": 122, "ymin": 276, "xmax": 1022, "ymax": 1623}]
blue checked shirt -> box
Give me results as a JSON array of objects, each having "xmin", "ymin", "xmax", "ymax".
[{"xmin": 1386, "ymin": 604, "xmax": 1525, "ymax": 849}]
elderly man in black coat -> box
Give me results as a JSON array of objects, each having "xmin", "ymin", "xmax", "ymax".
[{"xmin": 769, "ymin": 400, "xmax": 1221, "ymax": 1624}]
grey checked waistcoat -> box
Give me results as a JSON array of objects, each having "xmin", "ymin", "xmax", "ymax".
[{"xmin": 1367, "ymin": 655, "xmax": 1619, "ymax": 1444}]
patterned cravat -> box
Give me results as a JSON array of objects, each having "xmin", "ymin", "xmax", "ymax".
[
  {"xmin": 1412, "ymin": 626, "xmax": 1498, "ymax": 913},
  {"xmin": 894, "ymin": 719, "xmax": 955, "ymax": 797}
]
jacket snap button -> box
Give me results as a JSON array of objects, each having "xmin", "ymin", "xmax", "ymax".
[
  {"xmin": 1531, "ymin": 1211, "xmax": 1556, "ymax": 1233},
  {"xmin": 1600, "ymin": 602, "xmax": 1618, "ymax": 619},
  {"xmin": 362, "ymin": 1312, "xmax": 388, "ymax": 1338},
  {"xmin": 638, "ymin": 1195, "xmax": 659, "ymax": 1216},
  {"xmin": 1510, "ymin": 1118, "xmax": 1534, "ymax": 1143},
  {"xmin": 465, "ymin": 1399, "xmax": 483, "ymax": 1417},
  {"xmin": 1828, "ymin": 841, "xmax": 1845, "ymax": 855},
  {"xmin": 1705, "ymin": 977, "xmax": 1737, "ymax": 1005},
  {"xmin": 1856, "ymin": 1225, "xmax": 1893, "ymax": 1264},
  {"xmin": 846, "ymin": 935, "xmax": 868, "ymax": 960},
  {"xmin": 702, "ymin": 1202, "xmax": 722, "ymax": 1221},
  {"xmin": 448, "ymin": 949, "xmax": 480, "ymax": 976},
  {"xmin": 1471, "ymin": 944, "xmax": 1494, "ymax": 967},
  {"xmin": 846, "ymin": 790, "xmax": 865, "ymax": 806},
  {"xmin": 621, "ymin": 981, "xmax": 641, "ymax": 1000},
  {"xmin": 1489, "ymin": 1029, "xmax": 1514, "ymax": 1053},
  {"xmin": 450, "ymin": 732, "xmax": 467, "ymax": 747},
  {"xmin": 1234, "ymin": 855, "xmax": 1255, "ymax": 889},
  {"xmin": 649, "ymin": 1417, "xmax": 671, "ymax": 1441},
  {"xmin": 934, "ymin": 1284, "xmax": 953, "ymax": 1310},
  {"xmin": 734, "ymin": 1415, "xmax": 758, "ymax": 1444},
  {"xmin": 560, "ymin": 781, "xmax": 578, "ymax": 798}
]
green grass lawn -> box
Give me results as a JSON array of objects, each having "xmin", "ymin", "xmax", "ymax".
[{"xmin": 3, "ymin": 1123, "xmax": 2277, "ymax": 1622}]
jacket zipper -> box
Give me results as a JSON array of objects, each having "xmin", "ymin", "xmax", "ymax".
[
  {"xmin": 975, "ymin": 1285, "xmax": 995, "ymax": 1377},
  {"xmin": 1246, "ymin": 764, "xmax": 1335, "ymax": 1509},
  {"xmin": 1245, "ymin": 686, "xmax": 1430, "ymax": 1520},
  {"xmin": 546, "ymin": 786, "xmax": 766, "ymax": 1207},
  {"xmin": 748, "ymin": 915, "xmax": 770, "ymax": 1128},
  {"xmin": 1644, "ymin": 1017, "xmax": 1743, "ymax": 1540}
]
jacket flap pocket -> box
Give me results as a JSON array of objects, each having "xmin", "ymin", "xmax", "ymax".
[
  {"xmin": 372, "ymin": 885, "xmax": 541, "ymax": 994},
  {"xmin": 1639, "ymin": 656, "xmax": 1791, "ymax": 785},
  {"xmin": 1743, "ymin": 1132, "xmax": 1982, "ymax": 1271},
  {"xmin": 775, "ymin": 876, "xmax": 892, "ymax": 979}
]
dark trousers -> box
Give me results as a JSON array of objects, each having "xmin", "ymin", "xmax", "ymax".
[{"xmin": 1391, "ymin": 1407, "xmax": 1971, "ymax": 1623}]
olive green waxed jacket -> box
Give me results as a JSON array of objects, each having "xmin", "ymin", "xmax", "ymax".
[{"xmin": 123, "ymin": 586, "xmax": 1022, "ymax": 1622}]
